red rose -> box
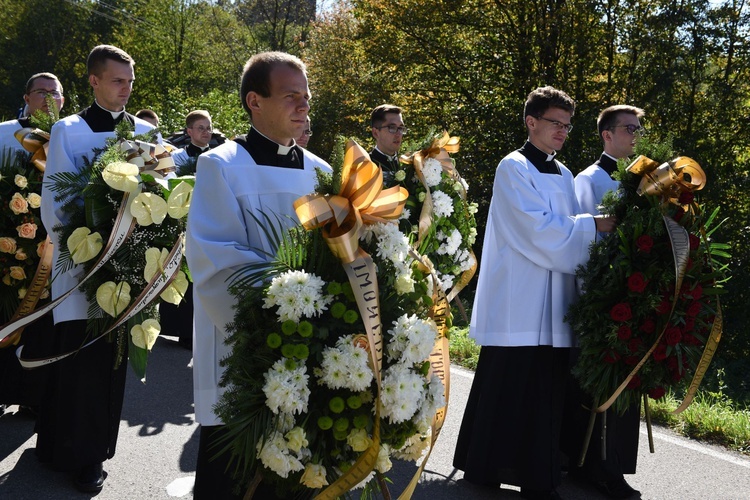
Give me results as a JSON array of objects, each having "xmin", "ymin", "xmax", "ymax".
[
  {"xmin": 653, "ymin": 344, "xmax": 668, "ymax": 361},
  {"xmin": 672, "ymin": 370, "xmax": 685, "ymax": 382},
  {"xmin": 639, "ymin": 318, "xmax": 656, "ymax": 334},
  {"xmin": 683, "ymin": 317, "xmax": 696, "ymax": 333},
  {"xmin": 686, "ymin": 301, "xmax": 702, "ymax": 317},
  {"xmin": 610, "ymin": 303, "xmax": 632, "ymax": 322},
  {"xmin": 678, "ymin": 192, "xmax": 695, "ymax": 205},
  {"xmin": 667, "ymin": 356, "xmax": 679, "ymax": 370},
  {"xmin": 636, "ymin": 235, "xmax": 654, "ymax": 253},
  {"xmin": 657, "ymin": 299, "xmax": 672, "ymax": 315},
  {"xmin": 603, "ymin": 350, "xmax": 621, "ymax": 364},
  {"xmin": 665, "ymin": 327, "xmax": 682, "ymax": 346},
  {"xmin": 648, "ymin": 387, "xmax": 666, "ymax": 400},
  {"xmin": 627, "ymin": 272, "xmax": 648, "ymax": 293},
  {"xmin": 617, "ymin": 325, "xmax": 632, "ymax": 341},
  {"xmin": 626, "ymin": 374, "xmax": 641, "ymax": 389},
  {"xmin": 625, "ymin": 355, "xmax": 640, "ymax": 366},
  {"xmin": 673, "ymin": 209, "xmax": 685, "ymax": 222},
  {"xmin": 689, "ymin": 234, "xmax": 700, "ymax": 251},
  {"xmin": 628, "ymin": 338, "xmax": 642, "ymax": 353},
  {"xmin": 682, "ymin": 333, "xmax": 700, "ymax": 346},
  {"xmin": 689, "ymin": 284, "xmax": 703, "ymax": 301}
]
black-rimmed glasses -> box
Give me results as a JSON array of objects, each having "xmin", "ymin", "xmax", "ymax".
[
  {"xmin": 536, "ymin": 116, "xmax": 574, "ymax": 133},
  {"xmin": 374, "ymin": 125, "xmax": 409, "ymax": 135},
  {"xmin": 610, "ymin": 124, "xmax": 646, "ymax": 136}
]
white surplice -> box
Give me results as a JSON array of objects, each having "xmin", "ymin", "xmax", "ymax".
[
  {"xmin": 0, "ymin": 119, "xmax": 26, "ymax": 158},
  {"xmin": 574, "ymin": 154, "xmax": 620, "ymax": 216}
]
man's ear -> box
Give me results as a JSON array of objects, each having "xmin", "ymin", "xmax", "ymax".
[
  {"xmin": 246, "ymin": 91, "xmax": 260, "ymax": 113},
  {"xmin": 89, "ymin": 74, "xmax": 98, "ymax": 89}
]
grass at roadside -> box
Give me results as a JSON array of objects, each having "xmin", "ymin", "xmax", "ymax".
[{"xmin": 448, "ymin": 326, "xmax": 750, "ymax": 456}]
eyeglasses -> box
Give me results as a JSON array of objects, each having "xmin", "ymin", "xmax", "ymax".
[
  {"xmin": 536, "ymin": 116, "xmax": 573, "ymax": 133},
  {"xmin": 610, "ymin": 124, "xmax": 646, "ymax": 136},
  {"xmin": 303, "ymin": 129, "xmax": 313, "ymax": 136},
  {"xmin": 29, "ymin": 90, "xmax": 63, "ymax": 98},
  {"xmin": 375, "ymin": 125, "xmax": 409, "ymax": 135},
  {"xmin": 190, "ymin": 125, "xmax": 213, "ymax": 133}
]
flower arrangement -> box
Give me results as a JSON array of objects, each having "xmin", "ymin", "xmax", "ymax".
[
  {"xmin": 567, "ymin": 137, "xmax": 729, "ymax": 415},
  {"xmin": 216, "ymin": 140, "xmax": 458, "ymax": 498},
  {"xmin": 0, "ymin": 101, "xmax": 57, "ymax": 347},
  {"xmin": 396, "ymin": 132, "xmax": 478, "ymax": 301},
  {"xmin": 44, "ymin": 122, "xmax": 193, "ymax": 378}
]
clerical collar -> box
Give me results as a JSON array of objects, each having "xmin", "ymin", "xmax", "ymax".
[
  {"xmin": 94, "ymin": 100, "xmax": 126, "ymax": 120},
  {"xmin": 235, "ymin": 127, "xmax": 303, "ymax": 169},
  {"xmin": 191, "ymin": 143, "xmax": 210, "ymax": 152},
  {"xmin": 18, "ymin": 117, "xmax": 31, "ymax": 128},
  {"xmin": 518, "ymin": 141, "xmax": 561, "ymax": 175},
  {"xmin": 597, "ymin": 152, "xmax": 619, "ymax": 176},
  {"xmin": 374, "ymin": 146, "xmax": 398, "ymax": 161},
  {"xmin": 79, "ymin": 101, "xmax": 133, "ymax": 133}
]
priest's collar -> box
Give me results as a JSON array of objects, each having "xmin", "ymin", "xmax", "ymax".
[
  {"xmin": 518, "ymin": 141, "xmax": 561, "ymax": 175},
  {"xmin": 374, "ymin": 146, "xmax": 398, "ymax": 162},
  {"xmin": 94, "ymin": 100, "xmax": 126, "ymax": 120},
  {"xmin": 190, "ymin": 142, "xmax": 210, "ymax": 152},
  {"xmin": 235, "ymin": 127, "xmax": 303, "ymax": 169},
  {"xmin": 79, "ymin": 101, "xmax": 133, "ymax": 133},
  {"xmin": 249, "ymin": 127, "xmax": 295, "ymax": 155},
  {"xmin": 597, "ymin": 152, "xmax": 619, "ymax": 176}
]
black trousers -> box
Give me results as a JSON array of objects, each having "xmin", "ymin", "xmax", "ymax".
[{"xmin": 0, "ymin": 312, "xmax": 54, "ymax": 407}]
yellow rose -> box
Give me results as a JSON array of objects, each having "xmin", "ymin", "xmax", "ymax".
[
  {"xmin": 300, "ymin": 463, "xmax": 328, "ymax": 489},
  {"xmin": 2, "ymin": 275, "xmax": 11, "ymax": 286},
  {"xmin": 9, "ymin": 266, "xmax": 26, "ymax": 280},
  {"xmin": 375, "ymin": 444, "xmax": 393, "ymax": 473},
  {"xmin": 15, "ymin": 249, "xmax": 28, "ymax": 260},
  {"xmin": 16, "ymin": 222, "xmax": 38, "ymax": 239},
  {"xmin": 130, "ymin": 192, "xmax": 168, "ymax": 226},
  {"xmin": 67, "ymin": 227, "xmax": 103, "ymax": 264},
  {"xmin": 102, "ymin": 161, "xmax": 140, "ymax": 192},
  {"xmin": 27, "ymin": 192, "xmax": 42, "ymax": 209},
  {"xmin": 167, "ymin": 181, "xmax": 193, "ymax": 219},
  {"xmin": 143, "ymin": 247, "xmax": 169, "ymax": 281},
  {"xmin": 18, "ymin": 288, "xmax": 27, "ymax": 299},
  {"xmin": 14, "ymin": 174, "xmax": 28, "ymax": 189},
  {"xmin": 160, "ymin": 270, "xmax": 188, "ymax": 305},
  {"xmin": 130, "ymin": 318, "xmax": 161, "ymax": 350},
  {"xmin": 285, "ymin": 427, "xmax": 308, "ymax": 453},
  {"xmin": 0, "ymin": 237, "xmax": 17, "ymax": 254},
  {"xmin": 96, "ymin": 281, "xmax": 131, "ymax": 317},
  {"xmin": 346, "ymin": 428, "xmax": 373, "ymax": 452},
  {"xmin": 9, "ymin": 192, "xmax": 29, "ymax": 215}
]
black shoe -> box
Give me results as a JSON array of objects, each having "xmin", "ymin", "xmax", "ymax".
[
  {"xmin": 520, "ymin": 488, "xmax": 563, "ymax": 500},
  {"xmin": 75, "ymin": 463, "xmax": 106, "ymax": 493},
  {"xmin": 595, "ymin": 478, "xmax": 640, "ymax": 499}
]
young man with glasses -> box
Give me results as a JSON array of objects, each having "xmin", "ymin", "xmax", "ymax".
[
  {"xmin": 453, "ymin": 86, "xmax": 616, "ymax": 500},
  {"xmin": 561, "ymin": 104, "xmax": 645, "ymax": 499},
  {"xmin": 296, "ymin": 116, "xmax": 312, "ymax": 148},
  {"xmin": 0, "ymin": 73, "xmax": 64, "ymax": 155},
  {"xmin": 369, "ymin": 104, "xmax": 407, "ymax": 184}
]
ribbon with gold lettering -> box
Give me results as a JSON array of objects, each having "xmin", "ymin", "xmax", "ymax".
[
  {"xmin": 118, "ymin": 138, "xmax": 176, "ymax": 178},
  {"xmin": 294, "ymin": 140, "xmax": 406, "ymax": 498},
  {"xmin": 14, "ymin": 128, "xmax": 50, "ymax": 172}
]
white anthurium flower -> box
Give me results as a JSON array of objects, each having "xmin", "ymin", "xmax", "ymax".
[
  {"xmin": 130, "ymin": 318, "xmax": 161, "ymax": 350},
  {"xmin": 160, "ymin": 270, "xmax": 188, "ymax": 305},
  {"xmin": 167, "ymin": 181, "xmax": 193, "ymax": 219},
  {"xmin": 66, "ymin": 227, "xmax": 103, "ymax": 264},
  {"xmin": 96, "ymin": 281, "xmax": 131, "ymax": 317},
  {"xmin": 102, "ymin": 161, "xmax": 140, "ymax": 192},
  {"xmin": 143, "ymin": 247, "xmax": 169, "ymax": 281},
  {"xmin": 130, "ymin": 192, "xmax": 168, "ymax": 226}
]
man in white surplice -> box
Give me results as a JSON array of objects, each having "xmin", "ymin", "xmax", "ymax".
[
  {"xmin": 453, "ymin": 86, "xmax": 616, "ymax": 500},
  {"xmin": 186, "ymin": 52, "xmax": 331, "ymax": 499}
]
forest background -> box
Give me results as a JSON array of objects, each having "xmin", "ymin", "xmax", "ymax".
[{"xmin": 1, "ymin": 0, "xmax": 748, "ymax": 403}]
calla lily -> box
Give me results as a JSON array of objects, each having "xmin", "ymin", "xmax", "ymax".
[
  {"xmin": 67, "ymin": 227, "xmax": 103, "ymax": 264},
  {"xmin": 144, "ymin": 247, "xmax": 169, "ymax": 282},
  {"xmin": 167, "ymin": 181, "xmax": 193, "ymax": 219},
  {"xmin": 130, "ymin": 192, "xmax": 168, "ymax": 226},
  {"xmin": 102, "ymin": 161, "xmax": 140, "ymax": 192},
  {"xmin": 130, "ymin": 318, "xmax": 160, "ymax": 350},
  {"xmin": 160, "ymin": 270, "xmax": 188, "ymax": 305},
  {"xmin": 96, "ymin": 281, "xmax": 131, "ymax": 317}
]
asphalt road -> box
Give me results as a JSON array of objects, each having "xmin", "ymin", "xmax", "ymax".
[{"xmin": 2, "ymin": 336, "xmax": 750, "ymax": 499}]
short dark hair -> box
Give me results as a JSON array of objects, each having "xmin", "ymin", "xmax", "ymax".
[
  {"xmin": 25, "ymin": 72, "xmax": 62, "ymax": 94},
  {"xmin": 370, "ymin": 104, "xmax": 403, "ymax": 127},
  {"xmin": 87, "ymin": 45, "xmax": 134, "ymax": 77},
  {"xmin": 135, "ymin": 109, "xmax": 159, "ymax": 121},
  {"xmin": 597, "ymin": 105, "xmax": 645, "ymax": 138},
  {"xmin": 240, "ymin": 52, "xmax": 306, "ymax": 117},
  {"xmin": 523, "ymin": 86, "xmax": 575, "ymax": 121},
  {"xmin": 186, "ymin": 110, "xmax": 212, "ymax": 128}
]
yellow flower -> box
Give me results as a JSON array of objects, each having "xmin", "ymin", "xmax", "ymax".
[
  {"xmin": 160, "ymin": 270, "xmax": 188, "ymax": 305},
  {"xmin": 300, "ymin": 463, "xmax": 328, "ymax": 489},
  {"xmin": 9, "ymin": 266, "xmax": 26, "ymax": 280},
  {"xmin": 0, "ymin": 237, "xmax": 17, "ymax": 254},
  {"xmin": 14, "ymin": 174, "xmax": 28, "ymax": 189},
  {"xmin": 18, "ymin": 288, "xmax": 27, "ymax": 299},
  {"xmin": 130, "ymin": 192, "xmax": 168, "ymax": 226},
  {"xmin": 285, "ymin": 427, "xmax": 308, "ymax": 453},
  {"xmin": 130, "ymin": 318, "xmax": 160, "ymax": 350},
  {"xmin": 102, "ymin": 161, "xmax": 140, "ymax": 192},
  {"xmin": 27, "ymin": 192, "xmax": 42, "ymax": 209},
  {"xmin": 143, "ymin": 247, "xmax": 169, "ymax": 281},
  {"xmin": 9, "ymin": 192, "xmax": 29, "ymax": 214},
  {"xmin": 96, "ymin": 281, "xmax": 131, "ymax": 317},
  {"xmin": 2, "ymin": 275, "xmax": 11, "ymax": 286},
  {"xmin": 346, "ymin": 428, "xmax": 373, "ymax": 452},
  {"xmin": 167, "ymin": 181, "xmax": 193, "ymax": 219},
  {"xmin": 67, "ymin": 227, "xmax": 103, "ymax": 264}
]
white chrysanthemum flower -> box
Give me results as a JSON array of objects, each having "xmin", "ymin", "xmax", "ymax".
[
  {"xmin": 380, "ymin": 364, "xmax": 425, "ymax": 424},
  {"xmin": 262, "ymin": 359, "xmax": 310, "ymax": 415},
  {"xmin": 421, "ymin": 158, "xmax": 443, "ymax": 187},
  {"xmin": 431, "ymin": 190, "xmax": 455, "ymax": 218},
  {"xmin": 386, "ymin": 314, "xmax": 437, "ymax": 365},
  {"xmin": 399, "ymin": 208, "xmax": 411, "ymax": 220},
  {"xmin": 392, "ymin": 433, "xmax": 431, "ymax": 461},
  {"xmin": 257, "ymin": 432, "xmax": 305, "ymax": 478},
  {"xmin": 319, "ymin": 335, "xmax": 374, "ymax": 392},
  {"xmin": 262, "ymin": 270, "xmax": 333, "ymax": 322},
  {"xmin": 436, "ymin": 228, "xmax": 462, "ymax": 256}
]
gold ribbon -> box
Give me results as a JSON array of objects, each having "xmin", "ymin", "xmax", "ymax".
[
  {"xmin": 14, "ymin": 128, "xmax": 50, "ymax": 172},
  {"xmin": 626, "ymin": 155, "xmax": 706, "ymax": 201},
  {"xmin": 118, "ymin": 138, "xmax": 176, "ymax": 178}
]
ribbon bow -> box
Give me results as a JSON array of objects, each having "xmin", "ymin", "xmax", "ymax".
[
  {"xmin": 14, "ymin": 128, "xmax": 50, "ymax": 172},
  {"xmin": 118, "ymin": 139, "xmax": 176, "ymax": 179},
  {"xmin": 293, "ymin": 140, "xmax": 408, "ymax": 263},
  {"xmin": 626, "ymin": 155, "xmax": 706, "ymax": 202}
]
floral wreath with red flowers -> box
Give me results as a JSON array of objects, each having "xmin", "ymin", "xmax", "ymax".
[{"xmin": 567, "ymin": 136, "xmax": 730, "ymax": 415}]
